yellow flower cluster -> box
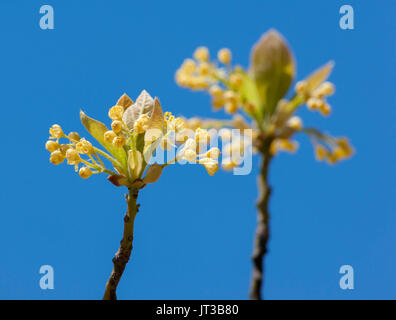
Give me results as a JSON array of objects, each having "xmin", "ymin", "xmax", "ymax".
[
  {"xmin": 175, "ymin": 47, "xmax": 246, "ymax": 115},
  {"xmin": 174, "ymin": 128, "xmax": 221, "ymax": 176},
  {"xmin": 295, "ymin": 80, "xmax": 335, "ymax": 116},
  {"xmin": 103, "ymin": 103, "xmax": 132, "ymax": 147},
  {"xmin": 46, "ymin": 124, "xmax": 97, "ymax": 179},
  {"xmin": 314, "ymin": 137, "xmax": 354, "ymax": 164}
]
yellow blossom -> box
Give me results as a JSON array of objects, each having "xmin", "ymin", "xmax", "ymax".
[
  {"xmin": 194, "ymin": 46, "xmax": 209, "ymax": 62},
  {"xmin": 209, "ymin": 85, "xmax": 224, "ymax": 98},
  {"xmin": 79, "ymin": 167, "xmax": 92, "ymax": 179},
  {"xmin": 194, "ymin": 128, "xmax": 209, "ymax": 144},
  {"xmin": 206, "ymin": 147, "xmax": 221, "ymax": 159},
  {"xmin": 315, "ymin": 145, "xmax": 328, "ymax": 161},
  {"xmin": 295, "ymin": 80, "xmax": 308, "ymax": 96},
  {"xmin": 112, "ymin": 136, "xmax": 126, "ymax": 148},
  {"xmin": 181, "ymin": 59, "xmax": 196, "ymax": 74},
  {"xmin": 49, "ymin": 124, "xmax": 63, "ymax": 139},
  {"xmin": 45, "ymin": 140, "xmax": 60, "ymax": 152},
  {"xmin": 198, "ymin": 62, "xmax": 210, "ymax": 75},
  {"xmin": 66, "ymin": 148, "xmax": 80, "ymax": 165},
  {"xmin": 76, "ymin": 138, "xmax": 94, "ymax": 154},
  {"xmin": 270, "ymin": 139, "xmax": 299, "ymax": 155},
  {"xmin": 68, "ymin": 132, "xmax": 80, "ymax": 141},
  {"xmin": 198, "ymin": 158, "xmax": 219, "ymax": 176},
  {"xmin": 218, "ymin": 48, "xmax": 232, "ymax": 64},
  {"xmin": 286, "ymin": 116, "xmax": 303, "ymax": 131},
  {"xmin": 230, "ymin": 73, "xmax": 243, "ymax": 88},
  {"xmin": 111, "ymin": 120, "xmax": 123, "ymax": 134},
  {"xmin": 222, "ymin": 158, "xmax": 238, "ymax": 171},
  {"xmin": 108, "ymin": 105, "xmax": 124, "ymax": 120},
  {"xmin": 49, "ymin": 150, "xmax": 65, "ymax": 165},
  {"xmin": 104, "ymin": 130, "xmax": 117, "ymax": 143},
  {"xmin": 134, "ymin": 114, "xmax": 150, "ymax": 134}
]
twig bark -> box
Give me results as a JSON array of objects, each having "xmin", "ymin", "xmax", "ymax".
[
  {"xmin": 249, "ymin": 147, "xmax": 272, "ymax": 300},
  {"xmin": 103, "ymin": 187, "xmax": 139, "ymax": 300}
]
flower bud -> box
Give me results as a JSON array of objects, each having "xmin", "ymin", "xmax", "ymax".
[
  {"xmin": 76, "ymin": 138, "xmax": 94, "ymax": 154},
  {"xmin": 111, "ymin": 120, "xmax": 123, "ymax": 134},
  {"xmin": 45, "ymin": 140, "xmax": 60, "ymax": 152},
  {"xmin": 112, "ymin": 136, "xmax": 126, "ymax": 148},
  {"xmin": 108, "ymin": 105, "xmax": 124, "ymax": 120},
  {"xmin": 49, "ymin": 124, "xmax": 63, "ymax": 139},
  {"xmin": 66, "ymin": 148, "xmax": 80, "ymax": 165},
  {"xmin": 49, "ymin": 150, "xmax": 65, "ymax": 165},
  {"xmin": 194, "ymin": 46, "xmax": 209, "ymax": 62},
  {"xmin": 230, "ymin": 73, "xmax": 243, "ymax": 88},
  {"xmin": 104, "ymin": 130, "xmax": 117, "ymax": 143},
  {"xmin": 206, "ymin": 147, "xmax": 221, "ymax": 159},
  {"xmin": 79, "ymin": 167, "xmax": 92, "ymax": 179},
  {"xmin": 68, "ymin": 132, "xmax": 80, "ymax": 141},
  {"xmin": 198, "ymin": 158, "xmax": 219, "ymax": 176},
  {"xmin": 218, "ymin": 48, "xmax": 232, "ymax": 65}
]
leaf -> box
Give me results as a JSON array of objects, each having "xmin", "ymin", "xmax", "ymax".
[
  {"xmin": 249, "ymin": 29, "xmax": 295, "ymax": 114},
  {"xmin": 122, "ymin": 90, "xmax": 154, "ymax": 129},
  {"xmin": 80, "ymin": 110, "xmax": 127, "ymax": 170},
  {"xmin": 304, "ymin": 61, "xmax": 334, "ymax": 92},
  {"xmin": 116, "ymin": 93, "xmax": 134, "ymax": 109},
  {"xmin": 236, "ymin": 70, "xmax": 262, "ymax": 119}
]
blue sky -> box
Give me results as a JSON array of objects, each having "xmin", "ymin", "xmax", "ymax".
[{"xmin": 0, "ymin": 0, "xmax": 395, "ymax": 299}]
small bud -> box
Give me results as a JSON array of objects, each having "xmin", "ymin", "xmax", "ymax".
[
  {"xmin": 68, "ymin": 132, "xmax": 80, "ymax": 141},
  {"xmin": 49, "ymin": 124, "xmax": 63, "ymax": 139},
  {"xmin": 111, "ymin": 120, "xmax": 123, "ymax": 134},
  {"xmin": 209, "ymin": 85, "xmax": 224, "ymax": 98},
  {"xmin": 198, "ymin": 158, "xmax": 219, "ymax": 176},
  {"xmin": 66, "ymin": 148, "xmax": 80, "ymax": 165},
  {"xmin": 286, "ymin": 116, "xmax": 303, "ymax": 131},
  {"xmin": 45, "ymin": 140, "xmax": 60, "ymax": 152},
  {"xmin": 108, "ymin": 105, "xmax": 124, "ymax": 120},
  {"xmin": 230, "ymin": 73, "xmax": 243, "ymax": 88},
  {"xmin": 143, "ymin": 164, "xmax": 163, "ymax": 184},
  {"xmin": 49, "ymin": 150, "xmax": 65, "ymax": 165},
  {"xmin": 218, "ymin": 48, "xmax": 232, "ymax": 65},
  {"xmin": 112, "ymin": 136, "xmax": 126, "ymax": 148},
  {"xmin": 206, "ymin": 147, "xmax": 221, "ymax": 159},
  {"xmin": 104, "ymin": 130, "xmax": 117, "ymax": 143},
  {"xmin": 194, "ymin": 46, "xmax": 209, "ymax": 62},
  {"xmin": 194, "ymin": 128, "xmax": 209, "ymax": 144},
  {"xmin": 76, "ymin": 138, "xmax": 94, "ymax": 154},
  {"xmin": 79, "ymin": 167, "xmax": 92, "ymax": 179},
  {"xmin": 181, "ymin": 59, "xmax": 196, "ymax": 74},
  {"xmin": 225, "ymin": 102, "xmax": 238, "ymax": 114},
  {"xmin": 198, "ymin": 62, "xmax": 210, "ymax": 75},
  {"xmin": 295, "ymin": 81, "xmax": 308, "ymax": 95}
]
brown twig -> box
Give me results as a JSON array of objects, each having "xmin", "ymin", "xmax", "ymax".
[
  {"xmin": 103, "ymin": 188, "xmax": 139, "ymax": 300},
  {"xmin": 249, "ymin": 143, "xmax": 272, "ymax": 300}
]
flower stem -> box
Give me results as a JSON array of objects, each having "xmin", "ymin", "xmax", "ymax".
[
  {"xmin": 103, "ymin": 187, "xmax": 140, "ymax": 300},
  {"xmin": 249, "ymin": 147, "xmax": 272, "ymax": 300}
]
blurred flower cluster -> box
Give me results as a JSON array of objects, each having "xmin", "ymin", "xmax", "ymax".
[{"xmin": 175, "ymin": 30, "xmax": 354, "ymax": 166}]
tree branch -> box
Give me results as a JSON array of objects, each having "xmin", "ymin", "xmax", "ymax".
[
  {"xmin": 249, "ymin": 148, "xmax": 272, "ymax": 300},
  {"xmin": 103, "ymin": 188, "xmax": 139, "ymax": 300}
]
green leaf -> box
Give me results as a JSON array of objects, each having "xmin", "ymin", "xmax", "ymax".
[
  {"xmin": 122, "ymin": 90, "xmax": 154, "ymax": 129},
  {"xmin": 249, "ymin": 29, "xmax": 295, "ymax": 114},
  {"xmin": 304, "ymin": 61, "xmax": 334, "ymax": 92},
  {"xmin": 236, "ymin": 70, "xmax": 262, "ymax": 119},
  {"xmin": 80, "ymin": 110, "xmax": 128, "ymax": 170}
]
